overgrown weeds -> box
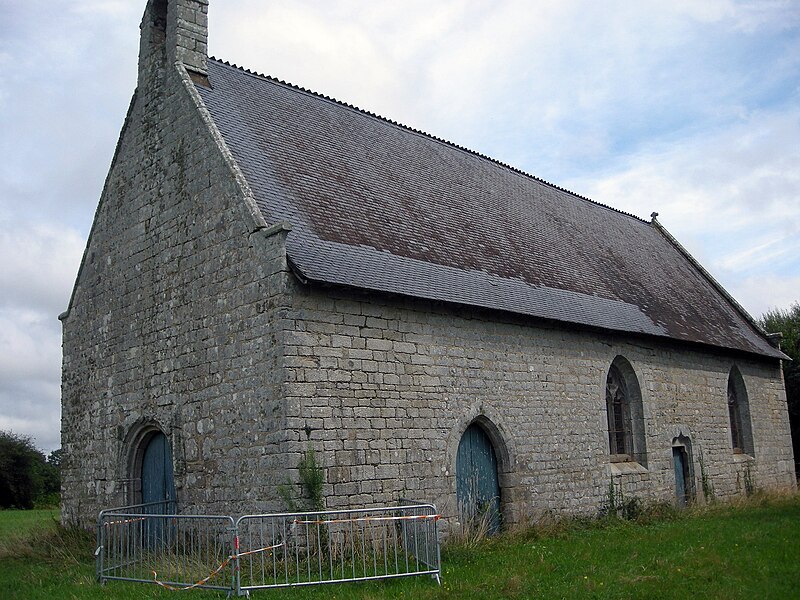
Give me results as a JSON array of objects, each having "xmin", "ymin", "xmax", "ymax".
[
  {"xmin": 0, "ymin": 515, "xmax": 92, "ymax": 564},
  {"xmin": 743, "ymin": 464, "xmax": 757, "ymax": 496},
  {"xmin": 448, "ymin": 505, "xmax": 496, "ymax": 549},
  {"xmin": 698, "ymin": 446, "xmax": 715, "ymax": 502},
  {"xmin": 278, "ymin": 442, "xmax": 326, "ymax": 513},
  {"xmin": 501, "ymin": 489, "xmax": 799, "ymax": 546}
]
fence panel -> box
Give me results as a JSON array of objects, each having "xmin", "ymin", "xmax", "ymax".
[
  {"xmin": 236, "ymin": 504, "xmax": 441, "ymax": 592},
  {"xmin": 97, "ymin": 502, "xmax": 441, "ymax": 595},
  {"xmin": 97, "ymin": 502, "xmax": 236, "ymax": 593},
  {"xmin": 398, "ymin": 501, "xmax": 441, "ymax": 572}
]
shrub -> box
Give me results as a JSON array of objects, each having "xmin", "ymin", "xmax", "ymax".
[
  {"xmin": 0, "ymin": 431, "xmax": 60, "ymax": 509},
  {"xmin": 278, "ymin": 443, "xmax": 326, "ymax": 512}
]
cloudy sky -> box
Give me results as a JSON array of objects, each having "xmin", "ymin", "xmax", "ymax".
[{"xmin": 1, "ymin": 0, "xmax": 798, "ymax": 453}]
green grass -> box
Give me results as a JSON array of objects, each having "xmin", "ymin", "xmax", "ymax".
[
  {"xmin": 2, "ymin": 495, "xmax": 800, "ymax": 599},
  {"xmin": 0, "ymin": 508, "xmax": 58, "ymax": 539}
]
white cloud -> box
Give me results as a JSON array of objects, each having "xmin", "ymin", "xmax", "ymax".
[
  {"xmin": 0, "ymin": 379, "xmax": 62, "ymax": 454},
  {"xmin": 211, "ymin": 3, "xmax": 408, "ymax": 122},
  {"xmin": 717, "ymin": 229, "xmax": 800, "ymax": 274},
  {"xmin": 204, "ymin": 0, "xmax": 799, "ymax": 176},
  {"xmin": 0, "ymin": 2, "xmax": 138, "ymax": 231},
  {"xmin": 726, "ymin": 1, "xmax": 800, "ymax": 33},
  {"xmin": 731, "ymin": 274, "xmax": 800, "ymax": 318},
  {"xmin": 0, "ymin": 224, "xmax": 85, "ymax": 314},
  {"xmin": 569, "ymin": 108, "xmax": 800, "ymax": 228},
  {"xmin": 68, "ymin": 1, "xmax": 137, "ymax": 18},
  {"xmin": 0, "ymin": 221, "xmax": 85, "ymax": 453},
  {"xmin": 0, "ymin": 309, "xmax": 63, "ymax": 453},
  {"xmin": 0, "ymin": 308, "xmax": 61, "ymax": 381}
]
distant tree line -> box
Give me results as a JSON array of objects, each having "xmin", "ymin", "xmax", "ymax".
[
  {"xmin": 759, "ymin": 302, "xmax": 800, "ymax": 477},
  {"xmin": 0, "ymin": 430, "xmax": 61, "ymax": 509}
]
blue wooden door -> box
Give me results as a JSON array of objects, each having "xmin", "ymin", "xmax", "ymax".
[
  {"xmin": 456, "ymin": 424, "xmax": 501, "ymax": 534},
  {"xmin": 142, "ymin": 431, "xmax": 175, "ymax": 508},
  {"xmin": 673, "ymin": 447, "xmax": 688, "ymax": 507},
  {"xmin": 141, "ymin": 432, "xmax": 175, "ymax": 547}
]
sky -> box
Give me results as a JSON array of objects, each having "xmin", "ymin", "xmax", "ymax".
[{"xmin": 0, "ymin": 0, "xmax": 798, "ymax": 454}]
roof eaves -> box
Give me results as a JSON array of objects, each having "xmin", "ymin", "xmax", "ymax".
[{"xmin": 288, "ymin": 248, "xmax": 788, "ymax": 363}]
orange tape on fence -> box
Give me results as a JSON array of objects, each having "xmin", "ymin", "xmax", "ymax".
[
  {"xmin": 152, "ymin": 555, "xmax": 233, "ymax": 592},
  {"xmin": 103, "ymin": 516, "xmax": 147, "ymax": 527},
  {"xmin": 238, "ymin": 541, "xmax": 284, "ymax": 558},
  {"xmin": 151, "ymin": 542, "xmax": 284, "ymax": 591},
  {"xmin": 293, "ymin": 514, "xmax": 441, "ymax": 526}
]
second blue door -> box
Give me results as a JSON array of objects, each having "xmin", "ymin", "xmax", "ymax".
[
  {"xmin": 456, "ymin": 424, "xmax": 501, "ymax": 534},
  {"xmin": 673, "ymin": 446, "xmax": 689, "ymax": 507}
]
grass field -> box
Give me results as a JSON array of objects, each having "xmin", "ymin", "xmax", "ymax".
[
  {"xmin": 1, "ymin": 495, "xmax": 799, "ymax": 599},
  {"xmin": 0, "ymin": 508, "xmax": 58, "ymax": 539}
]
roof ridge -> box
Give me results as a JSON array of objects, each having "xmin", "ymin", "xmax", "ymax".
[{"xmin": 208, "ymin": 57, "xmax": 647, "ymax": 224}]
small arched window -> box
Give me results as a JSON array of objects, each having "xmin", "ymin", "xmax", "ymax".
[
  {"xmin": 605, "ymin": 357, "xmax": 647, "ymax": 466},
  {"xmin": 728, "ymin": 366, "xmax": 754, "ymax": 456},
  {"xmin": 606, "ymin": 365, "xmax": 631, "ymax": 457}
]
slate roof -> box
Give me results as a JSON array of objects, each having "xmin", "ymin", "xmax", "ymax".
[{"xmin": 195, "ymin": 59, "xmax": 783, "ymax": 360}]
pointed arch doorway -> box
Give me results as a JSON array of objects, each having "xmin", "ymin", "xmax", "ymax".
[
  {"xmin": 672, "ymin": 435, "xmax": 694, "ymax": 508},
  {"xmin": 456, "ymin": 423, "xmax": 501, "ymax": 534}
]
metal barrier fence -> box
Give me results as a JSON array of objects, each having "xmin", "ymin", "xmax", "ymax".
[
  {"xmin": 97, "ymin": 501, "xmax": 236, "ymax": 592},
  {"xmin": 97, "ymin": 502, "xmax": 440, "ymax": 595},
  {"xmin": 237, "ymin": 504, "xmax": 441, "ymax": 592}
]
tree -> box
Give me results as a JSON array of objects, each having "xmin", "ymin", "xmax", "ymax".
[
  {"xmin": 40, "ymin": 449, "xmax": 62, "ymax": 500},
  {"xmin": 0, "ymin": 431, "xmax": 43, "ymax": 508},
  {"xmin": 47, "ymin": 448, "xmax": 63, "ymax": 469},
  {"xmin": 759, "ymin": 302, "xmax": 800, "ymax": 477},
  {"xmin": 0, "ymin": 431, "xmax": 61, "ymax": 509}
]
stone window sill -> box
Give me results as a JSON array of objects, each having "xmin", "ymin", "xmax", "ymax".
[{"xmin": 609, "ymin": 460, "xmax": 648, "ymax": 475}]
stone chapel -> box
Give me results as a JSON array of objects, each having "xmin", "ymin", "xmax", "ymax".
[{"xmin": 60, "ymin": 0, "xmax": 795, "ymax": 529}]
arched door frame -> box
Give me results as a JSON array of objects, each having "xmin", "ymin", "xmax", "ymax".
[
  {"xmin": 124, "ymin": 420, "xmax": 174, "ymax": 506},
  {"xmin": 449, "ymin": 411, "xmax": 513, "ymax": 531},
  {"xmin": 449, "ymin": 412, "xmax": 512, "ymax": 476}
]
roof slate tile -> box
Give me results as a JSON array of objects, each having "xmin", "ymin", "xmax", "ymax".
[{"xmin": 196, "ymin": 59, "xmax": 783, "ymax": 360}]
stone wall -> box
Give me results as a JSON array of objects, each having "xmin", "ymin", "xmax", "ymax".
[
  {"xmin": 60, "ymin": 18, "xmax": 291, "ymax": 526},
  {"xmin": 281, "ymin": 282, "xmax": 795, "ymax": 525}
]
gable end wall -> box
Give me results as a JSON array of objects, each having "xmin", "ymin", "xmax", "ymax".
[{"xmin": 60, "ymin": 60, "xmax": 291, "ymax": 527}]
